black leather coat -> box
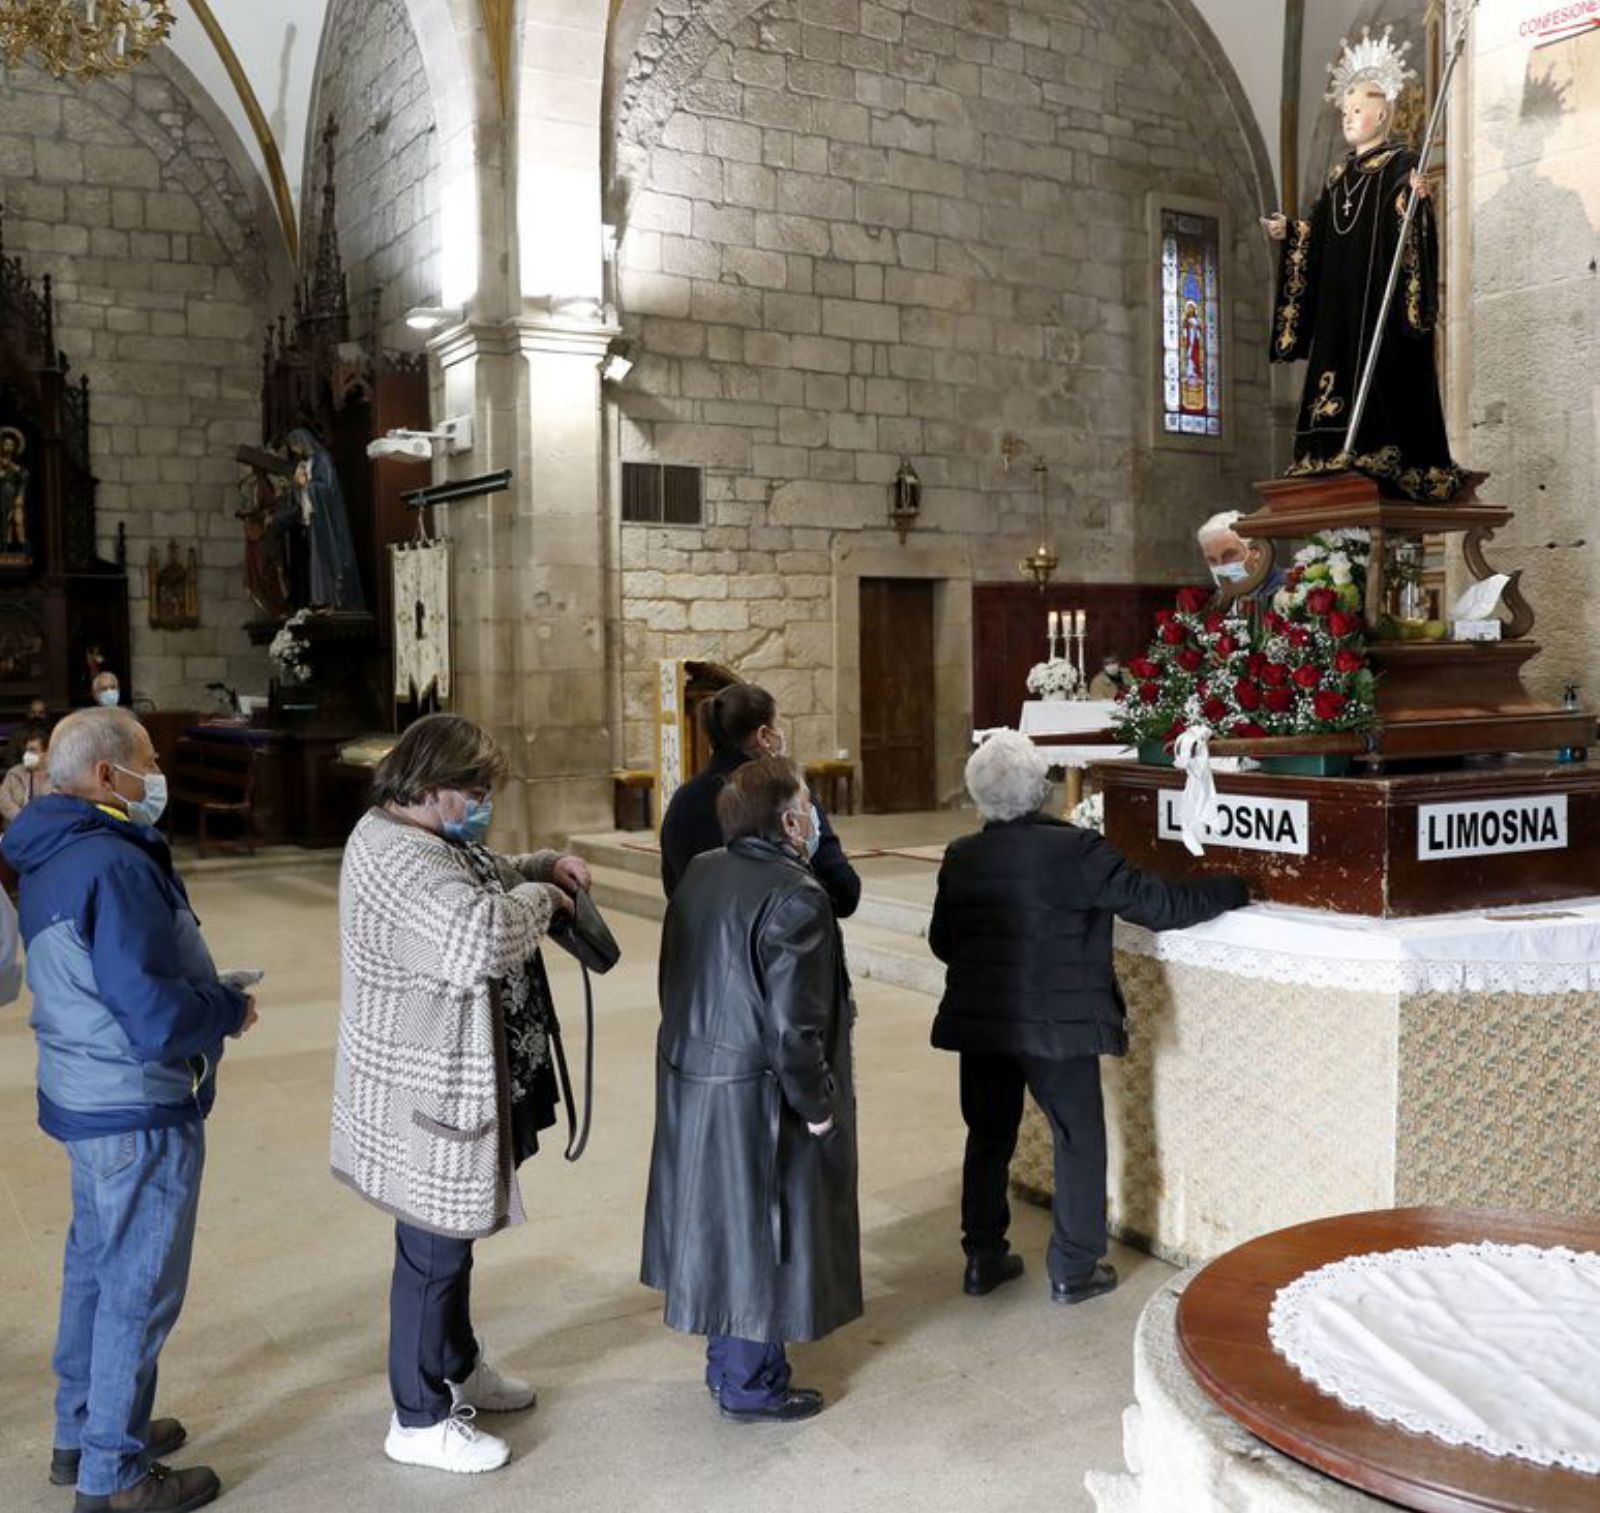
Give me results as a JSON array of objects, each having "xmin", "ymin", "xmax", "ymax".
[
  {"xmin": 929, "ymin": 815, "xmax": 1248, "ymax": 1060},
  {"xmin": 641, "ymin": 838, "xmax": 862, "ymax": 1344}
]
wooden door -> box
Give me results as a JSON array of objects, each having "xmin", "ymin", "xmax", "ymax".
[{"xmin": 859, "ymin": 578, "xmax": 936, "ymax": 812}]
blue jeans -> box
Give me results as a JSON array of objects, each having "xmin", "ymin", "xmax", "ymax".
[
  {"xmin": 53, "ymin": 1124, "xmax": 206, "ymax": 1495},
  {"xmin": 706, "ymin": 1336, "xmax": 790, "ymax": 1409}
]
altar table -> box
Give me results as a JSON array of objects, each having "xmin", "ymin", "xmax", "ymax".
[{"xmin": 1013, "ymin": 899, "xmax": 1600, "ymax": 1264}]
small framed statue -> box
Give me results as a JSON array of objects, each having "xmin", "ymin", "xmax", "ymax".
[
  {"xmin": 148, "ymin": 540, "xmax": 201, "ymax": 629},
  {"xmin": 0, "ymin": 425, "xmax": 34, "ymax": 569}
]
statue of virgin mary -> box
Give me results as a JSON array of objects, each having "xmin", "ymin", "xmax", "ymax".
[
  {"xmin": 1263, "ymin": 29, "xmax": 1463, "ymax": 503},
  {"xmin": 286, "ymin": 427, "xmax": 365, "ymax": 612}
]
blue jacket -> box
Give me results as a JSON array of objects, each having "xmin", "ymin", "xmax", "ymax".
[{"xmin": 2, "ymin": 794, "xmax": 247, "ymax": 1140}]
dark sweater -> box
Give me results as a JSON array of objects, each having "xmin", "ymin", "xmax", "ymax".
[
  {"xmin": 929, "ymin": 813, "xmax": 1247, "ymax": 1060},
  {"xmin": 659, "ymin": 748, "xmax": 862, "ymax": 919}
]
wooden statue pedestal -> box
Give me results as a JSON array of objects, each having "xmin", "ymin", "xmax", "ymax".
[
  {"xmin": 1099, "ymin": 757, "xmax": 1600, "ymax": 918},
  {"xmin": 1234, "ymin": 473, "xmax": 1590, "ymax": 760}
]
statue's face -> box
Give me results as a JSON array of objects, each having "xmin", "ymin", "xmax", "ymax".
[{"xmin": 1342, "ymin": 86, "xmax": 1390, "ymax": 149}]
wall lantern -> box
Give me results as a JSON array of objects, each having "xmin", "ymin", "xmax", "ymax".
[
  {"xmin": 1018, "ymin": 458, "xmax": 1058, "ymax": 591},
  {"xmin": 890, "ymin": 457, "xmax": 921, "ymax": 544}
]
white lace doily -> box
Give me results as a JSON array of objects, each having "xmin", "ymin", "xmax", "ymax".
[{"xmin": 1270, "ymin": 1242, "xmax": 1600, "ymax": 1474}]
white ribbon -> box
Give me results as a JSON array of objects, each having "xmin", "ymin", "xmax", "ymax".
[{"xmin": 1172, "ymin": 725, "xmax": 1219, "ymax": 858}]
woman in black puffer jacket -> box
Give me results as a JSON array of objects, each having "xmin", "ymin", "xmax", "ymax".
[{"xmin": 930, "ymin": 732, "xmax": 1248, "ymax": 1307}]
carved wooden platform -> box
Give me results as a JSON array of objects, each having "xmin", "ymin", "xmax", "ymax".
[{"xmin": 1100, "ymin": 757, "xmax": 1600, "ymax": 916}]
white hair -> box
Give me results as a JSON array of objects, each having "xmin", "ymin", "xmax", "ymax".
[
  {"xmin": 48, "ymin": 708, "xmax": 145, "ymax": 793},
  {"xmin": 91, "ymin": 670, "xmax": 119, "ymax": 691},
  {"xmin": 965, "ymin": 730, "xmax": 1051, "ymax": 823},
  {"xmin": 1197, "ymin": 510, "xmax": 1242, "ymax": 543}
]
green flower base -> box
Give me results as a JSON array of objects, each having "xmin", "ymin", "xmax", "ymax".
[
  {"xmin": 1137, "ymin": 741, "xmax": 1175, "ymax": 768},
  {"xmin": 1259, "ymin": 754, "xmax": 1354, "ymax": 778}
]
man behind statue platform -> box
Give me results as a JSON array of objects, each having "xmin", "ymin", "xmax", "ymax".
[{"xmin": 1263, "ymin": 28, "xmax": 1463, "ymax": 503}]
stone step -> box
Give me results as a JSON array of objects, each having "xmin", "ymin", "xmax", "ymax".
[
  {"xmin": 840, "ymin": 918, "xmax": 943, "ymax": 999},
  {"xmin": 587, "ymin": 863, "xmax": 666, "ymax": 925},
  {"xmin": 570, "ymin": 832, "xmax": 662, "ymax": 881}
]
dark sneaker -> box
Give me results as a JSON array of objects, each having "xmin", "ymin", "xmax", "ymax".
[
  {"xmin": 72, "ymin": 1462, "xmax": 220, "ymax": 1513},
  {"xmin": 718, "ymin": 1388, "xmax": 825, "ymax": 1424},
  {"xmin": 1052, "ymin": 1262, "xmax": 1119, "ymax": 1306},
  {"xmin": 963, "ymin": 1252, "xmax": 1025, "ymax": 1297},
  {"xmin": 52, "ymin": 1420, "xmax": 188, "ymax": 1486}
]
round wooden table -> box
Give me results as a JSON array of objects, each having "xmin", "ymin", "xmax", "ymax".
[{"xmin": 1177, "ymin": 1207, "xmax": 1600, "ymax": 1513}]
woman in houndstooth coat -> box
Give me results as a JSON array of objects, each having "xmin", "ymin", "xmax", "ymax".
[{"xmin": 332, "ymin": 714, "xmax": 592, "ymax": 1473}]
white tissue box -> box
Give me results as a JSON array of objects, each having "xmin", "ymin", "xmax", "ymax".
[{"xmin": 1452, "ymin": 619, "xmax": 1502, "ymax": 642}]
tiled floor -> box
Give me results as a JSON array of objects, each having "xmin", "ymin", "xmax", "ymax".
[{"xmin": 0, "ymin": 849, "xmax": 1166, "ymax": 1512}]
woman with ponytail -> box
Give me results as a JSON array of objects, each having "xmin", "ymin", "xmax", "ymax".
[{"xmin": 659, "ymin": 683, "xmax": 860, "ymax": 918}]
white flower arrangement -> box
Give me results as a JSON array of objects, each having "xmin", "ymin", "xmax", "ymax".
[
  {"xmin": 1026, "ymin": 657, "xmax": 1083, "ymax": 700},
  {"xmin": 268, "ymin": 608, "xmax": 314, "ymax": 684},
  {"xmin": 1274, "ymin": 529, "xmax": 1372, "ymax": 616},
  {"xmin": 1068, "ymin": 790, "xmax": 1104, "ymax": 833}
]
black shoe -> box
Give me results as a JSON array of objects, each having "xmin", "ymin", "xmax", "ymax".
[
  {"xmin": 963, "ymin": 1252, "xmax": 1025, "ymax": 1297},
  {"xmin": 718, "ymin": 1388, "xmax": 825, "ymax": 1424},
  {"xmin": 1052, "ymin": 1262, "xmax": 1118, "ymax": 1306},
  {"xmin": 53, "ymin": 1421, "xmax": 189, "ymax": 1487},
  {"xmin": 73, "ymin": 1463, "xmax": 220, "ymax": 1513}
]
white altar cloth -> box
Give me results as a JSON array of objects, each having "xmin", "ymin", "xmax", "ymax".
[
  {"xmin": 1118, "ymin": 896, "xmax": 1600, "ymax": 995},
  {"xmin": 1270, "ymin": 1243, "xmax": 1600, "ymax": 1474},
  {"xmin": 1019, "ymin": 698, "xmax": 1120, "ymax": 735}
]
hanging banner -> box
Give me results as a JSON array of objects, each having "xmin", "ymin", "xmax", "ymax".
[{"xmin": 391, "ymin": 540, "xmax": 451, "ymax": 705}]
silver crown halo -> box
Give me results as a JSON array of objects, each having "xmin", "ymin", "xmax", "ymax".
[{"xmin": 1326, "ymin": 25, "xmax": 1416, "ymax": 104}]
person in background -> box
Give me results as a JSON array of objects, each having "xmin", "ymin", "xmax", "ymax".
[
  {"xmin": 1087, "ymin": 654, "xmax": 1128, "ymax": 702},
  {"xmin": 1197, "ymin": 511, "xmax": 1286, "ymax": 601},
  {"xmin": 929, "ymin": 732, "xmax": 1248, "ymax": 1307},
  {"xmin": 91, "ymin": 672, "xmax": 121, "ymax": 709},
  {"xmin": 334, "ymin": 713, "xmax": 592, "ymax": 1475},
  {"xmin": 659, "ymin": 682, "xmax": 860, "ymax": 919},
  {"xmin": 1, "ymin": 723, "xmax": 54, "ymax": 825},
  {"xmin": 643, "ymin": 756, "xmax": 861, "ymax": 1423},
  {"xmin": 29, "ymin": 695, "xmax": 50, "ymax": 723},
  {"xmin": 3, "ymin": 708, "xmax": 256, "ymax": 1513}
]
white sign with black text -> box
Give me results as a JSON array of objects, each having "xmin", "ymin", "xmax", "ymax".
[
  {"xmin": 1157, "ymin": 790, "xmax": 1310, "ymax": 856},
  {"xmin": 1417, "ymin": 795, "xmax": 1569, "ymax": 862}
]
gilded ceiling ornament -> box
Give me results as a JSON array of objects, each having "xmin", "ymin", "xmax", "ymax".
[{"xmin": 0, "ymin": 0, "xmax": 175, "ymax": 81}]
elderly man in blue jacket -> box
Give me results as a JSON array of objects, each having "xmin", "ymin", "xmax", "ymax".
[{"xmin": 3, "ymin": 708, "xmax": 256, "ymax": 1513}]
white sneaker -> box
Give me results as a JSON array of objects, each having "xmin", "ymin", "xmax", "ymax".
[
  {"xmin": 384, "ymin": 1407, "xmax": 511, "ymax": 1473},
  {"xmin": 449, "ymin": 1341, "xmax": 537, "ymax": 1413}
]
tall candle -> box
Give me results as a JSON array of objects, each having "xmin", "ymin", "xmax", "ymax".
[
  {"xmin": 1075, "ymin": 609, "xmax": 1086, "ymax": 638},
  {"xmin": 1048, "ymin": 610, "xmax": 1058, "ymax": 640}
]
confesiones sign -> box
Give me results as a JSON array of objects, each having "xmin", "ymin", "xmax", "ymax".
[
  {"xmin": 1157, "ymin": 791, "xmax": 1310, "ymax": 856},
  {"xmin": 1417, "ymin": 795, "xmax": 1569, "ymax": 861},
  {"xmin": 1478, "ymin": 0, "xmax": 1600, "ymax": 51}
]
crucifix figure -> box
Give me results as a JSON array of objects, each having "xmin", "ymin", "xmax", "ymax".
[{"xmin": 1262, "ymin": 28, "xmax": 1463, "ymax": 503}]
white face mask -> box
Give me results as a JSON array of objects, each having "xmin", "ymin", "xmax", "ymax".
[
  {"xmin": 22, "ymin": 750, "xmax": 41, "ymax": 770},
  {"xmin": 1209, "ymin": 561, "xmax": 1250, "ymax": 585},
  {"xmin": 96, "ymin": 688, "xmax": 120, "ymax": 707}
]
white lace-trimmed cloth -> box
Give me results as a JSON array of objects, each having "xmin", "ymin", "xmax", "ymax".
[
  {"xmin": 1269, "ymin": 1243, "xmax": 1600, "ymax": 1474},
  {"xmin": 1116, "ymin": 895, "xmax": 1600, "ymax": 996}
]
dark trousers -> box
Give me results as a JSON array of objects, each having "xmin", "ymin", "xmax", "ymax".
[
  {"xmin": 705, "ymin": 1335, "xmax": 790, "ymax": 1409},
  {"xmin": 390, "ymin": 1221, "xmax": 479, "ymax": 1427},
  {"xmin": 959, "ymin": 1052, "xmax": 1107, "ymax": 1287}
]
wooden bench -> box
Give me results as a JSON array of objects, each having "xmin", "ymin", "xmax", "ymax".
[
  {"xmin": 171, "ymin": 736, "xmax": 260, "ymax": 858},
  {"xmin": 804, "ymin": 759, "xmax": 856, "ymax": 816},
  {"xmin": 613, "ymin": 769, "xmax": 655, "ymax": 832}
]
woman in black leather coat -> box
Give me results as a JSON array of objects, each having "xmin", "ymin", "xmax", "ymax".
[{"xmin": 642, "ymin": 756, "xmax": 861, "ymax": 1424}]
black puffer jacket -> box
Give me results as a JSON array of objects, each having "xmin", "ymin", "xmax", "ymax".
[
  {"xmin": 929, "ymin": 814, "xmax": 1247, "ymax": 1060},
  {"xmin": 641, "ymin": 838, "xmax": 862, "ymax": 1344}
]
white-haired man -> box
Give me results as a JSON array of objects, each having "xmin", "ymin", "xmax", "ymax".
[
  {"xmin": 928, "ymin": 732, "xmax": 1247, "ymax": 1306},
  {"xmin": 91, "ymin": 670, "xmax": 121, "ymax": 708},
  {"xmin": 2, "ymin": 708, "xmax": 256, "ymax": 1513}
]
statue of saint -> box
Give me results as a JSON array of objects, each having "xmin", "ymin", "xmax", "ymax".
[
  {"xmin": 0, "ymin": 427, "xmax": 30, "ymax": 557},
  {"xmin": 286, "ymin": 427, "xmax": 365, "ymax": 612},
  {"xmin": 235, "ymin": 469, "xmax": 294, "ymax": 619},
  {"xmin": 1263, "ymin": 29, "xmax": 1463, "ymax": 503}
]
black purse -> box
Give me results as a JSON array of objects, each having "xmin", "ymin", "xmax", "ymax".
[{"xmin": 545, "ymin": 890, "xmax": 620, "ymax": 1161}]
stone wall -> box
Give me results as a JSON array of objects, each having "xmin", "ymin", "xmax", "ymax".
[
  {"xmin": 305, "ymin": 0, "xmax": 442, "ymax": 351},
  {"xmin": 1457, "ymin": 21, "xmax": 1599, "ymax": 705},
  {"xmin": 611, "ymin": 0, "xmax": 1277, "ymax": 776},
  {"xmin": 0, "ymin": 55, "xmax": 288, "ymax": 710}
]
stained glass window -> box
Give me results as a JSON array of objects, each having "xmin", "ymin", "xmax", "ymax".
[{"xmin": 1160, "ymin": 209, "xmax": 1222, "ymax": 438}]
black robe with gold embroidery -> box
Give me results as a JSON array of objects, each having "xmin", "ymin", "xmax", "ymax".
[{"xmin": 1270, "ymin": 141, "xmax": 1462, "ymax": 503}]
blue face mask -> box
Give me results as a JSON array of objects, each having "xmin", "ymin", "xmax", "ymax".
[
  {"xmin": 443, "ymin": 796, "xmax": 493, "ymax": 845},
  {"xmin": 96, "ymin": 688, "xmax": 121, "ymax": 707},
  {"xmin": 1210, "ymin": 560, "xmax": 1250, "ymax": 585},
  {"xmin": 114, "ymin": 765, "xmax": 167, "ymax": 827}
]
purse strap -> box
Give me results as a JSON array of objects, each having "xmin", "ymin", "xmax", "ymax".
[{"xmin": 549, "ymin": 962, "xmax": 594, "ymax": 1162}]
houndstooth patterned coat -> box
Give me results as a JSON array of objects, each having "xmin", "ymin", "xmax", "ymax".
[{"xmin": 332, "ymin": 808, "xmax": 561, "ymax": 1238}]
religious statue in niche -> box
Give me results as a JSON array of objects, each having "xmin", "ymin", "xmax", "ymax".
[
  {"xmin": 0, "ymin": 426, "xmax": 32, "ymax": 566},
  {"xmin": 1262, "ymin": 28, "xmax": 1463, "ymax": 503},
  {"xmin": 148, "ymin": 540, "xmax": 200, "ymax": 630},
  {"xmin": 0, "ymin": 606, "xmax": 45, "ymax": 681},
  {"xmin": 287, "ymin": 427, "xmax": 365, "ymax": 612},
  {"xmin": 234, "ymin": 464, "xmax": 294, "ymax": 619}
]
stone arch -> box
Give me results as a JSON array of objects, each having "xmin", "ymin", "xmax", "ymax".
[{"xmin": 606, "ymin": 0, "xmax": 1277, "ymax": 232}]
